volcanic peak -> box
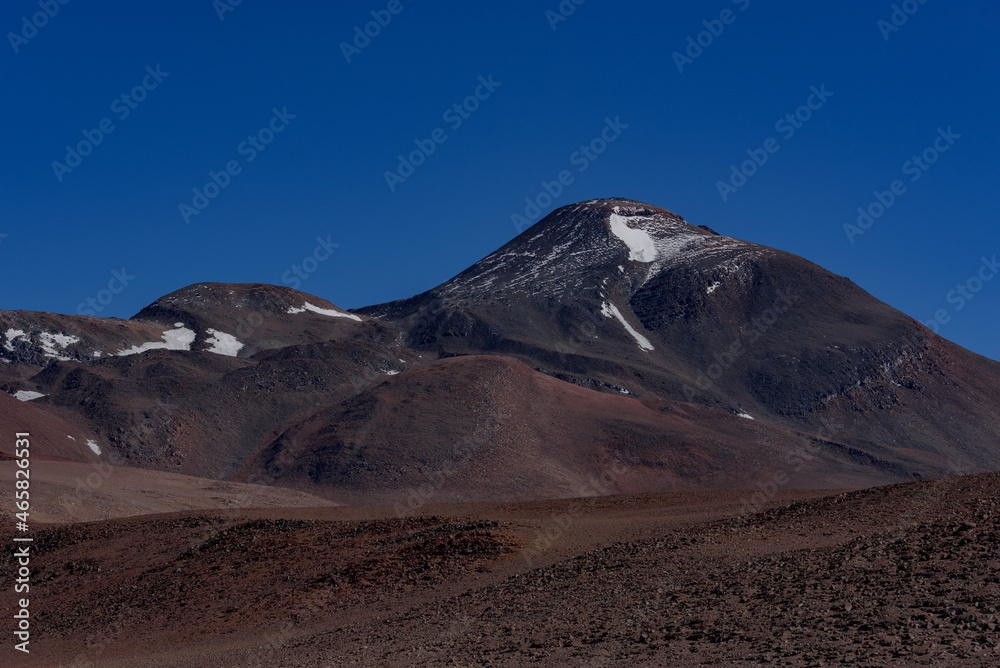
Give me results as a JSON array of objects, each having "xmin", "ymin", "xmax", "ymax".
[{"xmin": 434, "ymin": 198, "xmax": 759, "ymax": 302}]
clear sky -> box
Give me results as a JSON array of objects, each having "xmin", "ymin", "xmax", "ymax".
[{"xmin": 2, "ymin": 1, "xmax": 998, "ymax": 360}]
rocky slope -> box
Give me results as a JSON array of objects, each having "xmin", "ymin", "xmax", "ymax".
[
  {"xmin": 2, "ymin": 198, "xmax": 998, "ymax": 501},
  {"xmin": 357, "ymin": 198, "xmax": 1000, "ymax": 483},
  {"xmin": 5, "ymin": 473, "xmax": 998, "ymax": 666}
]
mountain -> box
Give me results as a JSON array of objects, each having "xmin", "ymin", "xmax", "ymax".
[
  {"xmin": 1, "ymin": 283, "xmax": 414, "ymax": 477},
  {"xmin": 2, "ymin": 199, "xmax": 998, "ymax": 502},
  {"xmin": 235, "ymin": 354, "xmax": 907, "ymax": 506},
  {"xmin": 357, "ymin": 198, "xmax": 1000, "ymax": 480}
]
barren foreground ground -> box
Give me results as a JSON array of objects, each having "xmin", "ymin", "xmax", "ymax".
[{"xmin": 3, "ymin": 471, "xmax": 999, "ymax": 667}]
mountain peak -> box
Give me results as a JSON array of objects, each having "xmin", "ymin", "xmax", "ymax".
[
  {"xmin": 434, "ymin": 199, "xmax": 758, "ymax": 302},
  {"xmin": 565, "ymin": 197, "xmax": 684, "ymax": 219},
  {"xmin": 535, "ymin": 198, "xmax": 692, "ymax": 244},
  {"xmin": 132, "ymin": 282, "xmax": 344, "ymax": 322}
]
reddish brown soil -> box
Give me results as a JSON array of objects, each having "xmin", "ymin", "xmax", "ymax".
[
  {"xmin": 2, "ymin": 472, "xmax": 998, "ymax": 666},
  {"xmin": 0, "ymin": 460, "xmax": 337, "ymax": 525},
  {"xmin": 238, "ymin": 354, "xmax": 916, "ymax": 505},
  {"xmin": 0, "ymin": 392, "xmax": 99, "ymax": 462}
]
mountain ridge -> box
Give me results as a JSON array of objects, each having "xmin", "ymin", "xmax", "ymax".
[{"xmin": 2, "ymin": 198, "xmax": 998, "ymax": 502}]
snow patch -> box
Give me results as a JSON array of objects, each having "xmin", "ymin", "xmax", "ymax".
[
  {"xmin": 383, "ymin": 369, "xmax": 400, "ymax": 376},
  {"xmin": 600, "ymin": 301, "xmax": 654, "ymax": 351},
  {"xmin": 707, "ymin": 281, "xmax": 721, "ymax": 294},
  {"xmin": 13, "ymin": 390, "xmax": 45, "ymax": 402},
  {"xmin": 86, "ymin": 439, "xmax": 102, "ymax": 455},
  {"xmin": 117, "ymin": 327, "xmax": 196, "ymax": 356},
  {"xmin": 67, "ymin": 435, "xmax": 76, "ymax": 441},
  {"xmin": 38, "ymin": 332, "xmax": 80, "ymax": 361},
  {"xmin": 609, "ymin": 211, "xmax": 657, "ymax": 263},
  {"xmin": 204, "ymin": 329, "xmax": 243, "ymax": 357},
  {"xmin": 736, "ymin": 412, "xmax": 755, "ymax": 420},
  {"xmin": 286, "ymin": 302, "xmax": 362, "ymax": 321},
  {"xmin": 4, "ymin": 329, "xmax": 27, "ymax": 351}
]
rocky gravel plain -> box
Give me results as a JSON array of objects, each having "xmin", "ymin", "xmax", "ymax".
[{"xmin": 2, "ymin": 474, "xmax": 998, "ymax": 666}]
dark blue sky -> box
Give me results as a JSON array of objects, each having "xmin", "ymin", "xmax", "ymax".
[{"xmin": 2, "ymin": 1, "xmax": 998, "ymax": 360}]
